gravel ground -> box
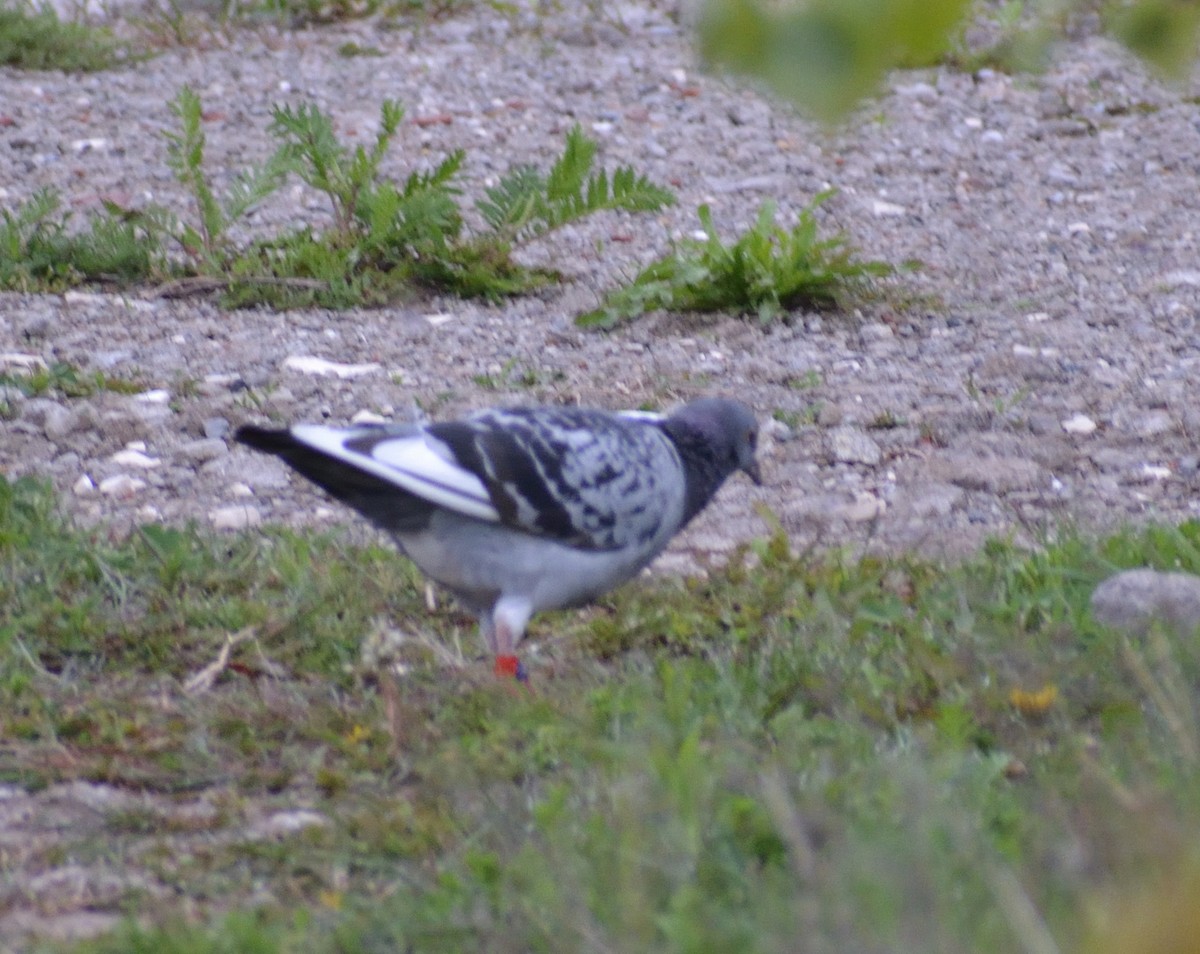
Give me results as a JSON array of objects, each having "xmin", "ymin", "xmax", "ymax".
[{"xmin": 3, "ymin": 3, "xmax": 1200, "ymax": 569}]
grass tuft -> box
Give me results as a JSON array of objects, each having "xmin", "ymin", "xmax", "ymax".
[
  {"xmin": 579, "ymin": 192, "xmax": 891, "ymax": 328},
  {"xmin": 0, "ymin": 5, "xmax": 135, "ymax": 71}
]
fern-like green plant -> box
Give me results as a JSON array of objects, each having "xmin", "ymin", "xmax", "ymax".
[
  {"xmin": 269, "ymin": 98, "xmax": 408, "ymax": 241},
  {"xmin": 359, "ymin": 150, "xmax": 465, "ymax": 260},
  {"xmin": 477, "ymin": 125, "xmax": 674, "ymax": 243},
  {"xmin": 166, "ymin": 86, "xmax": 288, "ymax": 266},
  {"xmin": 578, "ymin": 192, "xmax": 891, "ymax": 328}
]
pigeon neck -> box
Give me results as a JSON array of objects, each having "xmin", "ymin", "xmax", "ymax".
[{"xmin": 661, "ymin": 419, "xmax": 730, "ymax": 527}]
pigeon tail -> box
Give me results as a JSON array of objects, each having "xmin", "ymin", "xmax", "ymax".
[{"xmin": 233, "ymin": 425, "xmax": 433, "ymax": 534}]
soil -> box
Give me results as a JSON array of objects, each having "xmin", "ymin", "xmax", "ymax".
[{"xmin": 2, "ymin": 5, "xmax": 1200, "ymax": 942}]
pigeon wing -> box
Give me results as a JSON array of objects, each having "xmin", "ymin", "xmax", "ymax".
[{"xmin": 427, "ymin": 408, "xmax": 683, "ymax": 551}]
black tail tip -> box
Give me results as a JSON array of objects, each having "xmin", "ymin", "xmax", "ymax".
[{"xmin": 234, "ymin": 424, "xmax": 295, "ymax": 454}]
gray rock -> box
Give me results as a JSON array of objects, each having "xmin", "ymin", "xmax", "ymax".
[
  {"xmin": 210, "ymin": 505, "xmax": 262, "ymax": 530},
  {"xmin": 202, "ymin": 417, "xmax": 231, "ymax": 439},
  {"xmin": 859, "ymin": 322, "xmax": 895, "ymax": 346},
  {"xmin": 928, "ymin": 452, "xmax": 1044, "ymax": 493},
  {"xmin": 828, "ymin": 427, "xmax": 882, "ymax": 466},
  {"xmin": 1090, "ymin": 569, "xmax": 1200, "ymax": 635},
  {"xmin": 17, "ymin": 397, "xmax": 58, "ymax": 429},
  {"xmin": 1131, "ymin": 409, "xmax": 1175, "ymax": 438},
  {"xmin": 19, "ymin": 314, "xmax": 53, "ymax": 339},
  {"xmin": 816, "ymin": 404, "xmax": 843, "ymax": 427},
  {"xmin": 893, "ymin": 481, "xmax": 964, "ymax": 519},
  {"xmin": 44, "ymin": 403, "xmax": 97, "ymax": 441},
  {"xmin": 177, "ymin": 438, "xmax": 228, "ymax": 464}
]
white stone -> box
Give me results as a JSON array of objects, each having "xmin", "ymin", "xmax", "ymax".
[
  {"xmin": 872, "ymin": 199, "xmax": 906, "ymax": 217},
  {"xmin": 210, "ymin": 505, "xmax": 262, "ymax": 530},
  {"xmin": 72, "ymin": 474, "xmax": 95, "ymax": 496},
  {"xmin": 1160, "ymin": 270, "xmax": 1200, "ymax": 287},
  {"xmin": 254, "ymin": 809, "xmax": 327, "ymax": 839},
  {"xmin": 1141, "ymin": 464, "xmax": 1172, "ymax": 480},
  {"xmin": 282, "ymin": 355, "xmax": 382, "ymax": 378},
  {"xmin": 111, "ymin": 449, "xmax": 161, "ymax": 468},
  {"xmin": 99, "ymin": 474, "xmax": 146, "ymax": 497},
  {"xmin": 1061, "ymin": 414, "xmax": 1097, "ymax": 435},
  {"xmin": 70, "ymin": 137, "xmax": 109, "ymax": 153},
  {"xmin": 424, "ymin": 312, "xmax": 455, "ymax": 326},
  {"xmin": 133, "ymin": 389, "xmax": 171, "ymax": 403},
  {"xmin": 229, "ymin": 482, "xmax": 254, "ymax": 497},
  {"xmin": 836, "ymin": 494, "xmax": 887, "ymax": 522},
  {"xmin": 350, "ymin": 409, "xmax": 388, "ymax": 425},
  {"xmin": 0, "ymin": 352, "xmax": 46, "ymax": 372}
]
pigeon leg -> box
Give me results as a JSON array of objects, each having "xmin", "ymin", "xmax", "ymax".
[
  {"xmin": 491, "ymin": 596, "xmax": 532, "ymax": 681},
  {"xmin": 477, "ymin": 614, "xmax": 499, "ymax": 656}
]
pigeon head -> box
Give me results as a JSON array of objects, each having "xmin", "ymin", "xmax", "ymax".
[{"xmin": 671, "ymin": 397, "xmax": 762, "ymax": 486}]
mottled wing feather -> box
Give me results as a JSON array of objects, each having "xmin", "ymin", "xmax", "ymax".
[{"xmin": 429, "ymin": 408, "xmax": 681, "ymax": 551}]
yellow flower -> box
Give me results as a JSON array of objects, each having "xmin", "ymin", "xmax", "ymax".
[
  {"xmin": 319, "ymin": 889, "xmax": 343, "ymax": 911},
  {"xmin": 1008, "ymin": 684, "xmax": 1058, "ymax": 716}
]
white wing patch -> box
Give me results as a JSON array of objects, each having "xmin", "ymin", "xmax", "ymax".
[
  {"xmin": 617, "ymin": 409, "xmax": 665, "ymax": 423},
  {"xmin": 291, "ymin": 425, "xmax": 500, "ymax": 522}
]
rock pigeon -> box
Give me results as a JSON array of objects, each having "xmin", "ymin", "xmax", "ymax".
[{"xmin": 235, "ymin": 397, "xmax": 760, "ymax": 679}]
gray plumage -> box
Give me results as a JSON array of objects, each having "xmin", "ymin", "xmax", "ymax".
[{"xmin": 235, "ymin": 397, "xmax": 760, "ymax": 671}]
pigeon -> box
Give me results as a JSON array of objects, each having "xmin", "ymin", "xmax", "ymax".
[{"xmin": 235, "ymin": 397, "xmax": 760, "ymax": 679}]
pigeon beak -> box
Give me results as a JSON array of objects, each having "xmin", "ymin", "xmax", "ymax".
[{"xmin": 743, "ymin": 459, "xmax": 762, "ymax": 486}]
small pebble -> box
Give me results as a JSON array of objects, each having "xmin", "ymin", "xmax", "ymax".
[
  {"xmin": 210, "ymin": 505, "xmax": 262, "ymax": 530},
  {"xmin": 1061, "ymin": 413, "xmax": 1097, "ymax": 434},
  {"xmin": 99, "ymin": 474, "xmax": 146, "ymax": 498},
  {"xmin": 178, "ymin": 438, "xmax": 228, "ymax": 464},
  {"xmin": 282, "ymin": 355, "xmax": 382, "ymax": 378},
  {"xmin": 828, "ymin": 427, "xmax": 883, "ymax": 466},
  {"xmin": 111, "ymin": 449, "xmax": 161, "ymax": 468},
  {"xmin": 203, "ymin": 417, "xmax": 231, "ymax": 439}
]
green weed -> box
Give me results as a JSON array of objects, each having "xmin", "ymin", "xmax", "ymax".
[
  {"xmin": 0, "ymin": 189, "xmax": 161, "ymax": 292},
  {"xmin": 165, "ymin": 85, "xmax": 290, "ymax": 268},
  {"xmin": 1, "ymin": 90, "xmax": 673, "ymax": 310},
  {"xmin": 477, "ymin": 125, "xmax": 674, "ymax": 245},
  {"xmin": 0, "ymin": 359, "xmax": 144, "ymax": 399},
  {"xmin": 579, "ymin": 192, "xmax": 891, "ymax": 328}
]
